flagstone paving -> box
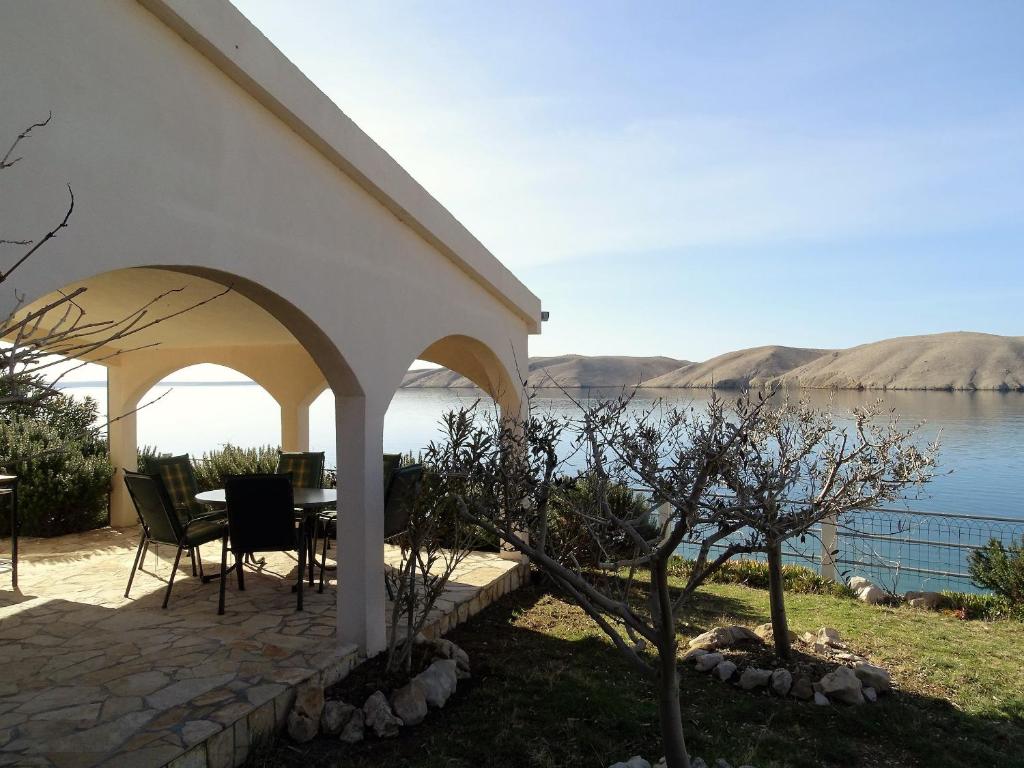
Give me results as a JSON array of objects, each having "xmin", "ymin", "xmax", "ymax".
[{"xmin": 0, "ymin": 527, "xmax": 525, "ymax": 768}]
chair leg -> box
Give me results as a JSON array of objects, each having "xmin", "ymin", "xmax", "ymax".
[
  {"xmin": 318, "ymin": 523, "xmax": 329, "ymax": 594},
  {"xmin": 140, "ymin": 540, "xmax": 149, "ymax": 568},
  {"xmin": 124, "ymin": 531, "xmax": 147, "ymax": 598},
  {"xmin": 190, "ymin": 547, "xmax": 198, "ymax": 577},
  {"xmin": 236, "ymin": 553, "xmax": 246, "ymax": 591},
  {"xmin": 307, "ymin": 518, "xmax": 316, "ymax": 588},
  {"xmin": 163, "ymin": 544, "xmax": 184, "ymax": 609},
  {"xmin": 296, "ymin": 538, "xmax": 305, "ymax": 612},
  {"xmin": 196, "ymin": 545, "xmax": 206, "ymax": 580},
  {"xmin": 218, "ymin": 536, "xmax": 228, "ymax": 615}
]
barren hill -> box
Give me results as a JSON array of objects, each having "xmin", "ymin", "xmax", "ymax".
[
  {"xmin": 643, "ymin": 346, "xmax": 830, "ymax": 389},
  {"xmin": 774, "ymin": 332, "xmax": 1024, "ymax": 391},
  {"xmin": 401, "ymin": 355, "xmax": 684, "ymax": 389},
  {"xmin": 401, "ymin": 333, "xmax": 1024, "ymax": 392}
]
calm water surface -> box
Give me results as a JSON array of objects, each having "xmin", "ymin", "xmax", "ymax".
[{"xmin": 65, "ymin": 383, "xmax": 1024, "ymax": 520}]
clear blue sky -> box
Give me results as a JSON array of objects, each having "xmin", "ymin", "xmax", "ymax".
[{"xmin": 235, "ymin": 0, "xmax": 1023, "ymax": 362}]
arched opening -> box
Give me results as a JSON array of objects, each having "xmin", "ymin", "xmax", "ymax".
[{"xmin": 135, "ymin": 364, "xmax": 281, "ymax": 457}]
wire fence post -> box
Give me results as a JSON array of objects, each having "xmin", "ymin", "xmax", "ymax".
[{"xmin": 820, "ymin": 513, "xmax": 839, "ymax": 582}]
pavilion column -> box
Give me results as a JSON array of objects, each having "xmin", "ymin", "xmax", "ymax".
[
  {"xmin": 106, "ymin": 363, "xmax": 139, "ymax": 528},
  {"xmin": 335, "ymin": 394, "xmax": 386, "ymax": 656},
  {"xmin": 498, "ymin": 387, "xmax": 530, "ymax": 563},
  {"xmin": 279, "ymin": 398, "xmax": 310, "ymax": 451}
]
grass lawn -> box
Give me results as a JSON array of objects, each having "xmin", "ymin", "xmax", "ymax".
[{"xmin": 250, "ymin": 577, "xmax": 1024, "ymax": 768}]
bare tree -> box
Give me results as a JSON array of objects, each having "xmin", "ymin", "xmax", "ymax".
[
  {"xmin": 1, "ymin": 114, "xmax": 229, "ymax": 417},
  {"xmin": 715, "ymin": 393, "xmax": 939, "ymax": 659},
  {"xmin": 429, "ymin": 392, "xmax": 779, "ymax": 768},
  {"xmin": 385, "ymin": 459, "xmax": 478, "ymax": 676}
]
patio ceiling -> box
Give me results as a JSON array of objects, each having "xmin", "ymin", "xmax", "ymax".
[{"xmin": 14, "ymin": 267, "xmax": 298, "ymax": 355}]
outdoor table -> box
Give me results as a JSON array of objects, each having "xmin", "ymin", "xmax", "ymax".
[
  {"xmin": 0, "ymin": 475, "xmax": 18, "ymax": 590},
  {"xmin": 195, "ymin": 487, "xmax": 336, "ymax": 586}
]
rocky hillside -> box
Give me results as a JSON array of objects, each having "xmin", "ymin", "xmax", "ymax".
[
  {"xmin": 643, "ymin": 346, "xmax": 830, "ymax": 389},
  {"xmin": 401, "ymin": 332, "xmax": 1024, "ymax": 392}
]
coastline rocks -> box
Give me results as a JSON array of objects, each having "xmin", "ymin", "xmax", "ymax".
[
  {"xmin": 363, "ymin": 690, "xmax": 403, "ymax": 738},
  {"xmin": 695, "ymin": 653, "xmax": 724, "ymax": 673},
  {"xmin": 818, "ymin": 667, "xmax": 865, "ymax": 705},
  {"xmin": 739, "ymin": 668, "xmax": 772, "ymax": 690},
  {"xmin": 770, "ymin": 668, "xmax": 793, "ymax": 697},
  {"xmin": 287, "ymin": 681, "xmax": 325, "ymax": 743},
  {"xmin": 854, "ymin": 662, "xmax": 892, "ymax": 693}
]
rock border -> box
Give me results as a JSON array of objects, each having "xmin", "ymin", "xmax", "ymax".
[
  {"xmin": 684, "ymin": 624, "xmax": 892, "ymax": 707},
  {"xmin": 287, "ymin": 636, "xmax": 471, "ymax": 745}
]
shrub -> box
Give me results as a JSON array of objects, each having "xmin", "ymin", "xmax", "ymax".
[
  {"xmin": 139, "ymin": 444, "xmax": 281, "ymax": 491},
  {"xmin": 545, "ymin": 472, "xmax": 654, "ymax": 569},
  {"xmin": 668, "ymin": 556, "xmax": 856, "ymax": 598},
  {"xmin": 940, "ymin": 590, "xmax": 1024, "ymax": 622},
  {"xmin": 0, "ymin": 393, "xmax": 113, "ymax": 537},
  {"xmin": 968, "ymin": 537, "xmax": 1024, "ymax": 604}
]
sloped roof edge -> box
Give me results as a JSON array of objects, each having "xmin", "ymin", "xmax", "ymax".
[{"xmin": 137, "ymin": 0, "xmax": 542, "ymax": 333}]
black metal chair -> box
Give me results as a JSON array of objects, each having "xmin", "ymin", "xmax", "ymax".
[
  {"xmin": 382, "ymin": 463, "xmax": 425, "ymax": 600},
  {"xmin": 219, "ymin": 473, "xmax": 306, "ymax": 615},
  {"xmin": 123, "ymin": 471, "xmax": 227, "ymax": 609},
  {"xmin": 276, "ymin": 451, "xmax": 325, "ymax": 583},
  {"xmin": 315, "ymin": 453, "xmax": 405, "ymax": 593},
  {"xmin": 151, "ymin": 454, "xmax": 225, "ymax": 576}
]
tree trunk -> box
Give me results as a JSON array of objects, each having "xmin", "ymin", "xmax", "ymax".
[
  {"xmin": 767, "ymin": 543, "xmax": 792, "ymax": 661},
  {"xmin": 652, "ymin": 560, "xmax": 691, "ymax": 768}
]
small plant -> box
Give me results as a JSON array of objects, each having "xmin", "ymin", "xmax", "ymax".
[{"xmin": 969, "ymin": 538, "xmax": 1024, "ymax": 605}]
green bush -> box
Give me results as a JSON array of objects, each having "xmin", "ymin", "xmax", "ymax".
[
  {"xmin": 939, "ymin": 590, "xmax": 1024, "ymax": 621},
  {"xmin": 545, "ymin": 472, "xmax": 654, "ymax": 569},
  {"xmin": 968, "ymin": 537, "xmax": 1024, "ymax": 604},
  {"xmin": 668, "ymin": 556, "xmax": 856, "ymax": 598},
  {"xmin": 139, "ymin": 444, "xmax": 280, "ymax": 491},
  {"xmin": 0, "ymin": 393, "xmax": 113, "ymax": 537}
]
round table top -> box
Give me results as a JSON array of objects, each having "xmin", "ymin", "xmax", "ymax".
[{"xmin": 195, "ymin": 487, "xmax": 336, "ymax": 509}]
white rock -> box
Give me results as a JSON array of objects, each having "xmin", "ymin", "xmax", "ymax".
[
  {"xmin": 854, "ymin": 662, "xmax": 892, "ymax": 693},
  {"xmin": 415, "ymin": 659, "xmax": 459, "ymax": 708},
  {"xmin": 716, "ymin": 661, "xmax": 737, "ymax": 682},
  {"xmin": 799, "ymin": 631, "xmax": 817, "ymax": 645},
  {"xmin": 286, "ymin": 710, "xmax": 317, "ymax": 743},
  {"xmin": 813, "ymin": 691, "xmax": 830, "ymax": 706},
  {"xmin": 856, "ymin": 584, "xmax": 887, "ymax": 605},
  {"xmin": 816, "ymin": 627, "xmax": 843, "ymax": 647},
  {"xmin": 819, "ymin": 666, "xmax": 865, "ymax": 705},
  {"xmin": 694, "ymin": 652, "xmax": 724, "ymax": 673},
  {"xmin": 607, "ymin": 757, "xmax": 651, "ymax": 768},
  {"xmin": 390, "ymin": 680, "xmax": 428, "ymax": 726},
  {"xmin": 691, "ymin": 760, "xmax": 708, "ymax": 768},
  {"xmin": 682, "ymin": 648, "xmax": 709, "ymax": 663},
  {"xmin": 363, "ymin": 690, "xmax": 403, "ymax": 738},
  {"xmin": 714, "ymin": 760, "xmax": 733, "ymax": 768},
  {"xmin": 292, "ymin": 681, "xmax": 325, "ymax": 722},
  {"xmin": 770, "ymin": 668, "xmax": 793, "ymax": 697},
  {"xmin": 338, "ymin": 709, "xmax": 364, "ymax": 744},
  {"xmin": 320, "ymin": 700, "xmax": 355, "ymax": 737},
  {"xmin": 848, "ymin": 576, "xmax": 873, "ymax": 591},
  {"xmin": 738, "ymin": 667, "xmax": 772, "ymax": 690},
  {"xmin": 863, "ymin": 686, "xmax": 878, "ymax": 702},
  {"xmin": 688, "ymin": 626, "xmax": 759, "ymax": 650},
  {"xmin": 904, "ymin": 590, "xmax": 942, "ymax": 609}
]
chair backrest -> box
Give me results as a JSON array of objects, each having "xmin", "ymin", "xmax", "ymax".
[
  {"xmin": 384, "ymin": 464, "xmax": 424, "ymax": 540},
  {"xmin": 152, "ymin": 454, "xmax": 204, "ymax": 520},
  {"xmin": 224, "ymin": 474, "xmax": 298, "ymax": 554},
  {"xmin": 275, "ymin": 452, "xmax": 325, "ymax": 489},
  {"xmin": 123, "ymin": 471, "xmax": 185, "ymax": 545},
  {"xmin": 382, "ymin": 453, "xmax": 402, "ymax": 496}
]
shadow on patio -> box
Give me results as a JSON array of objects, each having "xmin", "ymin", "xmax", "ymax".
[{"xmin": 0, "ymin": 527, "xmax": 525, "ymax": 768}]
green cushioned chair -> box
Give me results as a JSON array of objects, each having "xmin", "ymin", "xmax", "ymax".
[{"xmin": 123, "ymin": 471, "xmax": 227, "ymax": 609}]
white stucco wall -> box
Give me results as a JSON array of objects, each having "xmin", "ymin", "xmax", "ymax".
[{"xmin": 0, "ymin": 0, "xmax": 540, "ymax": 655}]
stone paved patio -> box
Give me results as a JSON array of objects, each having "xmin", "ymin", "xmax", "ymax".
[{"xmin": 0, "ymin": 527, "xmax": 525, "ymax": 768}]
